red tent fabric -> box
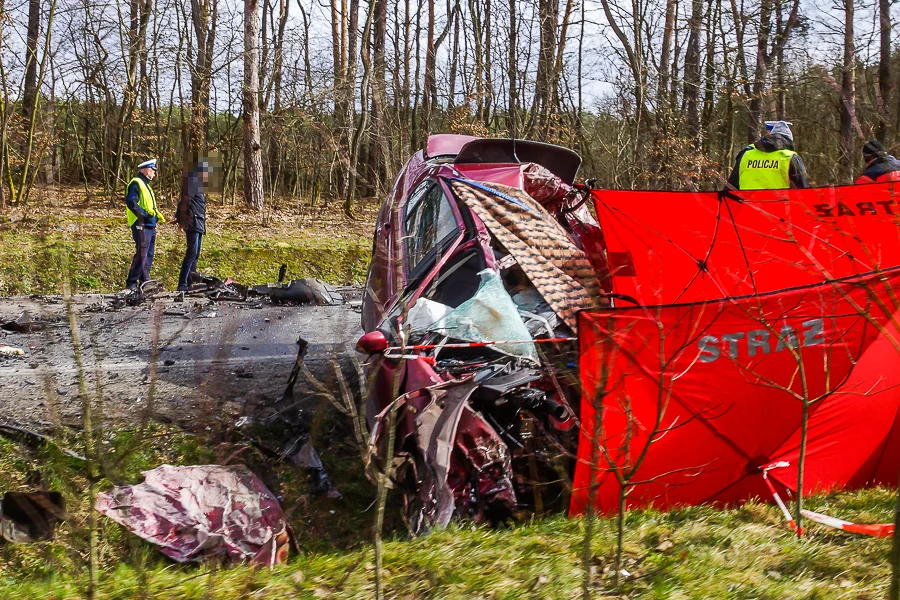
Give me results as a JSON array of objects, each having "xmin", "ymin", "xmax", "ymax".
[
  {"xmin": 595, "ymin": 183, "xmax": 900, "ymax": 305},
  {"xmin": 571, "ymin": 183, "xmax": 900, "ymax": 515}
]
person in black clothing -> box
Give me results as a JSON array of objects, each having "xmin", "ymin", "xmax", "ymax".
[
  {"xmin": 176, "ymin": 162, "xmax": 209, "ymax": 292},
  {"xmin": 856, "ymin": 140, "xmax": 900, "ymax": 184}
]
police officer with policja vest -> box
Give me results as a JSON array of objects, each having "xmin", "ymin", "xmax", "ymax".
[
  {"xmin": 124, "ymin": 158, "xmax": 166, "ymax": 290},
  {"xmin": 727, "ymin": 121, "xmax": 810, "ymax": 190}
]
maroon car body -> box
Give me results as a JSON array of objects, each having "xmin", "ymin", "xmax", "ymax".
[{"xmin": 359, "ymin": 135, "xmax": 609, "ymax": 533}]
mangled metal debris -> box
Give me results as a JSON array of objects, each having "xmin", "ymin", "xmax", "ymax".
[
  {"xmin": 0, "ymin": 310, "xmax": 56, "ymax": 333},
  {"xmin": 238, "ymin": 336, "xmax": 342, "ymax": 499},
  {"xmin": 360, "ymin": 136, "xmax": 602, "ymax": 534},
  {"xmin": 95, "ymin": 464, "xmax": 289, "ymax": 565},
  {"xmin": 185, "ymin": 269, "xmax": 343, "ymax": 306},
  {"xmin": 125, "ymin": 280, "xmax": 164, "ymax": 306}
]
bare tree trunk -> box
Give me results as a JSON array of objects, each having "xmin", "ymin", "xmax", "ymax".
[
  {"xmin": 683, "ymin": 0, "xmax": 703, "ymax": 151},
  {"xmin": 748, "ymin": 0, "xmax": 772, "ymax": 143},
  {"xmin": 345, "ymin": 0, "xmax": 374, "ymax": 215},
  {"xmin": 839, "ymin": 0, "xmax": 855, "ymax": 181},
  {"xmin": 0, "ymin": 0, "xmax": 7, "ymax": 209},
  {"xmin": 369, "ymin": 0, "xmax": 386, "ymax": 195},
  {"xmin": 773, "ymin": 0, "xmax": 786, "ymax": 118},
  {"xmin": 190, "ymin": 0, "xmax": 217, "ymax": 155},
  {"xmin": 243, "ymin": 0, "xmax": 264, "ymax": 211},
  {"xmin": 111, "ymin": 0, "xmax": 152, "ymax": 192},
  {"xmin": 701, "ymin": 0, "xmax": 719, "ymax": 154},
  {"xmin": 15, "ymin": 0, "xmax": 56, "ymax": 204},
  {"xmin": 422, "ymin": 0, "xmax": 436, "ymax": 136},
  {"xmin": 877, "ymin": 0, "xmax": 891, "ymax": 142},
  {"xmin": 654, "ymin": 0, "xmax": 677, "ymax": 179},
  {"xmin": 22, "ymin": 0, "xmax": 40, "ymax": 121},
  {"xmin": 508, "ymin": 0, "xmax": 517, "ymax": 137},
  {"xmin": 448, "ymin": 1, "xmax": 459, "ymax": 110},
  {"xmin": 422, "ymin": 0, "xmax": 451, "ymax": 138},
  {"xmin": 483, "ymin": 0, "xmax": 493, "ymax": 128},
  {"xmin": 533, "ymin": 0, "xmax": 559, "ymax": 137},
  {"xmin": 469, "ymin": 0, "xmax": 484, "ymax": 122}
]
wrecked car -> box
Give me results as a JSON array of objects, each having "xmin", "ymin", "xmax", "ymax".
[{"xmin": 358, "ymin": 135, "xmax": 610, "ymax": 534}]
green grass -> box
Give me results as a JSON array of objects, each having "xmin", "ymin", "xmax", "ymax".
[
  {"xmin": 0, "ymin": 190, "xmax": 376, "ymax": 295},
  {"xmin": 0, "ymin": 217, "xmax": 371, "ymax": 295},
  {"xmin": 0, "ymin": 421, "xmax": 894, "ymax": 599}
]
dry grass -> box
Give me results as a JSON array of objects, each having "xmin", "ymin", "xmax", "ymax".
[{"xmin": 0, "ymin": 186, "xmax": 378, "ymax": 295}]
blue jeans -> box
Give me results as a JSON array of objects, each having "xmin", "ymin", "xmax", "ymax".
[
  {"xmin": 178, "ymin": 231, "xmax": 203, "ymax": 290},
  {"xmin": 126, "ymin": 225, "xmax": 156, "ymax": 288}
]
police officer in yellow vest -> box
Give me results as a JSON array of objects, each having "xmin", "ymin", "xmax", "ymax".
[
  {"xmin": 727, "ymin": 121, "xmax": 810, "ymax": 190},
  {"xmin": 125, "ymin": 158, "xmax": 166, "ymax": 290}
]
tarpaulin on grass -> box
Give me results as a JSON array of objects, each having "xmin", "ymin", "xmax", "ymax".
[
  {"xmin": 96, "ymin": 465, "xmax": 289, "ymax": 565},
  {"xmin": 571, "ymin": 182, "xmax": 900, "ymax": 515}
]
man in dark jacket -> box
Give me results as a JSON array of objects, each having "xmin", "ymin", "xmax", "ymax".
[
  {"xmin": 176, "ymin": 162, "xmax": 208, "ymax": 292},
  {"xmin": 856, "ymin": 140, "xmax": 900, "ymax": 184},
  {"xmin": 125, "ymin": 158, "xmax": 164, "ymax": 290},
  {"xmin": 727, "ymin": 121, "xmax": 810, "ymax": 190}
]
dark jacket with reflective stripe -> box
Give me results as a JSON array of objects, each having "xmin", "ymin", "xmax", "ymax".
[{"xmin": 856, "ymin": 155, "xmax": 900, "ymax": 184}]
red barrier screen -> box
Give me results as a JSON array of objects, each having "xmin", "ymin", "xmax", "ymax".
[
  {"xmin": 572, "ymin": 183, "xmax": 900, "ymax": 515},
  {"xmin": 593, "ymin": 183, "xmax": 900, "ymax": 306}
]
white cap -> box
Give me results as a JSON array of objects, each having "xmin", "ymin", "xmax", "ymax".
[
  {"xmin": 137, "ymin": 158, "xmax": 157, "ymax": 170},
  {"xmin": 765, "ymin": 121, "xmax": 793, "ymax": 143}
]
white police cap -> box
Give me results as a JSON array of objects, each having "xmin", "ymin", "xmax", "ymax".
[{"xmin": 137, "ymin": 158, "xmax": 157, "ymax": 170}]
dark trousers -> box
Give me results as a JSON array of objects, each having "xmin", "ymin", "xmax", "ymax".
[
  {"xmin": 126, "ymin": 225, "xmax": 157, "ymax": 289},
  {"xmin": 178, "ymin": 231, "xmax": 203, "ymax": 290}
]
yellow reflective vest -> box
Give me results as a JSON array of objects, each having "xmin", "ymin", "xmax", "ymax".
[
  {"xmin": 125, "ymin": 176, "xmax": 165, "ymax": 227},
  {"xmin": 738, "ymin": 147, "xmax": 795, "ymax": 190}
]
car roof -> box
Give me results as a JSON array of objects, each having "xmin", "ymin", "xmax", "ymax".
[
  {"xmin": 424, "ymin": 134, "xmax": 479, "ymax": 159},
  {"xmin": 423, "ymin": 135, "xmax": 582, "ymax": 185}
]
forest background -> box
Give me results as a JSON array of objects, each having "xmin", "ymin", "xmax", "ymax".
[{"xmin": 0, "ymin": 0, "xmax": 891, "ymax": 215}]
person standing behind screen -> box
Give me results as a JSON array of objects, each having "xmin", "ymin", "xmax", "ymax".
[
  {"xmin": 855, "ymin": 140, "xmax": 900, "ymax": 184},
  {"xmin": 727, "ymin": 121, "xmax": 810, "ymax": 190},
  {"xmin": 176, "ymin": 162, "xmax": 208, "ymax": 292},
  {"xmin": 125, "ymin": 158, "xmax": 165, "ymax": 290}
]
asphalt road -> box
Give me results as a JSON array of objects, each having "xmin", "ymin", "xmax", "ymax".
[{"xmin": 0, "ymin": 293, "xmax": 363, "ymax": 430}]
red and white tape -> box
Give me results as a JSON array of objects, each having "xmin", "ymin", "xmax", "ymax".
[{"xmin": 762, "ymin": 461, "xmax": 893, "ymax": 538}]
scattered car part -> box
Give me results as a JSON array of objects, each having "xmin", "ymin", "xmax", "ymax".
[
  {"xmin": 235, "ymin": 336, "xmax": 341, "ymax": 499},
  {"xmin": 0, "ymin": 311, "xmax": 50, "ymax": 333},
  {"xmin": 269, "ymin": 279, "xmax": 343, "ymax": 306},
  {"xmin": 0, "ymin": 492, "xmax": 66, "ymax": 543}
]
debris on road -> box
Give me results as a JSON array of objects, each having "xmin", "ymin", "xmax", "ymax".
[
  {"xmin": 0, "ymin": 345, "xmax": 25, "ymax": 357},
  {"xmin": 268, "ymin": 279, "xmax": 343, "ymax": 306},
  {"xmin": 186, "ymin": 272, "xmax": 248, "ymax": 302},
  {"xmin": 95, "ymin": 464, "xmax": 290, "ymax": 565},
  {"xmin": 235, "ymin": 337, "xmax": 341, "ymax": 499},
  {"xmin": 125, "ymin": 280, "xmax": 164, "ymax": 307},
  {"xmin": 1, "ymin": 310, "xmax": 55, "ymax": 333},
  {"xmin": 1, "ymin": 492, "xmax": 67, "ymax": 543}
]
